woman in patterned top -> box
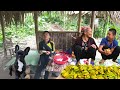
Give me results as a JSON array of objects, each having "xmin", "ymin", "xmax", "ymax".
[{"xmin": 72, "ymin": 26, "xmax": 98, "ymax": 65}]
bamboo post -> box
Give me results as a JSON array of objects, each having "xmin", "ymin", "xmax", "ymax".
[
  {"xmin": 90, "ymin": 11, "xmax": 96, "ymax": 37},
  {"xmin": 77, "ymin": 11, "xmax": 82, "ymax": 36},
  {"xmin": 0, "ymin": 13, "xmax": 7, "ymax": 57},
  {"xmin": 34, "ymin": 11, "xmax": 39, "ymax": 51}
]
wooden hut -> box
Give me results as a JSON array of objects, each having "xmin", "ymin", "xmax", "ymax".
[{"xmin": 0, "ymin": 11, "xmax": 120, "ymax": 58}]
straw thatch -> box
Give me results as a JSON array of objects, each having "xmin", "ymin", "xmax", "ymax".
[
  {"xmin": 0, "ymin": 11, "xmax": 37, "ymax": 26},
  {"xmin": 67, "ymin": 11, "xmax": 120, "ymax": 24}
]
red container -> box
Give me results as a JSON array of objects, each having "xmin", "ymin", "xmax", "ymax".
[
  {"xmin": 53, "ymin": 54, "xmax": 69, "ymax": 65},
  {"xmin": 59, "ymin": 51, "xmax": 72, "ymax": 57}
]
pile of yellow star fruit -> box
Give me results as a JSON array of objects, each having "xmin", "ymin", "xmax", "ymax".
[{"xmin": 61, "ymin": 64, "xmax": 120, "ymax": 79}]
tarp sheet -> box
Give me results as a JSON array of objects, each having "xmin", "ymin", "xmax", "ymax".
[{"xmin": 4, "ymin": 50, "xmax": 40, "ymax": 70}]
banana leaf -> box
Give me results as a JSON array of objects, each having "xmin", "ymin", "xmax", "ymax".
[{"xmin": 4, "ymin": 50, "xmax": 40, "ymax": 70}]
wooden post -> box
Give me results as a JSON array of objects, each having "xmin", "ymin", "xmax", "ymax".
[
  {"xmin": 77, "ymin": 11, "xmax": 82, "ymax": 36},
  {"xmin": 90, "ymin": 11, "xmax": 96, "ymax": 37},
  {"xmin": 34, "ymin": 11, "xmax": 39, "ymax": 51},
  {"xmin": 0, "ymin": 13, "xmax": 7, "ymax": 57}
]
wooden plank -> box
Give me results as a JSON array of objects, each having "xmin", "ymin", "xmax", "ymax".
[
  {"xmin": 0, "ymin": 13, "xmax": 7, "ymax": 57},
  {"xmin": 90, "ymin": 11, "xmax": 96, "ymax": 37},
  {"xmin": 38, "ymin": 31, "xmax": 78, "ymax": 33},
  {"xmin": 34, "ymin": 11, "xmax": 39, "ymax": 50},
  {"xmin": 67, "ymin": 33, "xmax": 71, "ymax": 50},
  {"xmin": 78, "ymin": 11, "xmax": 82, "ymax": 33}
]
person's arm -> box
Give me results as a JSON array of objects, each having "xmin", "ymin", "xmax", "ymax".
[
  {"xmin": 98, "ymin": 38, "xmax": 106, "ymax": 54},
  {"xmin": 98, "ymin": 45, "xmax": 105, "ymax": 54},
  {"xmin": 39, "ymin": 41, "xmax": 46, "ymax": 55},
  {"xmin": 91, "ymin": 38, "xmax": 98, "ymax": 50}
]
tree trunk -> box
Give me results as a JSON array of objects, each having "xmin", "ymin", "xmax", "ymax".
[
  {"xmin": 78, "ymin": 11, "xmax": 82, "ymax": 36},
  {"xmin": 90, "ymin": 11, "xmax": 96, "ymax": 37},
  {"xmin": 34, "ymin": 11, "xmax": 39, "ymax": 50},
  {"xmin": 0, "ymin": 13, "xmax": 7, "ymax": 57}
]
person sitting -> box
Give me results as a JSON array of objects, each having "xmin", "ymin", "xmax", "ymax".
[
  {"xmin": 98, "ymin": 28, "xmax": 120, "ymax": 64},
  {"xmin": 72, "ymin": 26, "xmax": 98, "ymax": 65},
  {"xmin": 34, "ymin": 31, "xmax": 55, "ymax": 79}
]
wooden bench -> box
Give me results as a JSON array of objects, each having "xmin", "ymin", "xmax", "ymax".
[{"xmin": 5, "ymin": 38, "xmax": 27, "ymax": 58}]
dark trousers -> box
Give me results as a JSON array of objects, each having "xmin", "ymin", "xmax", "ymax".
[
  {"xmin": 101, "ymin": 46, "xmax": 120, "ymax": 61},
  {"xmin": 73, "ymin": 45, "xmax": 96, "ymax": 62},
  {"xmin": 34, "ymin": 55, "xmax": 50, "ymax": 79}
]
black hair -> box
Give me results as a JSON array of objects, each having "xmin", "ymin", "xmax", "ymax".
[
  {"xmin": 109, "ymin": 28, "xmax": 116, "ymax": 35},
  {"xmin": 43, "ymin": 31, "xmax": 50, "ymax": 35}
]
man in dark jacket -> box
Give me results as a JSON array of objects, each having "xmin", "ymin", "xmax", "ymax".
[{"xmin": 34, "ymin": 31, "xmax": 55, "ymax": 79}]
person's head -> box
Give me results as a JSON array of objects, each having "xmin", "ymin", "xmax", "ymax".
[
  {"xmin": 43, "ymin": 31, "xmax": 50, "ymax": 41},
  {"xmin": 81, "ymin": 26, "xmax": 92, "ymax": 38},
  {"xmin": 107, "ymin": 28, "xmax": 116, "ymax": 41}
]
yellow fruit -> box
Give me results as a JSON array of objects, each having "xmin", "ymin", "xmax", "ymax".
[
  {"xmin": 104, "ymin": 49, "xmax": 111, "ymax": 53},
  {"xmin": 89, "ymin": 70, "xmax": 96, "ymax": 75},
  {"xmin": 94, "ymin": 66, "xmax": 100, "ymax": 70},
  {"xmin": 99, "ymin": 69, "xmax": 104, "ymax": 74},
  {"xmin": 82, "ymin": 71, "xmax": 89, "ymax": 76},
  {"xmin": 84, "ymin": 75, "xmax": 90, "ymax": 79},
  {"xmin": 73, "ymin": 74, "xmax": 78, "ymax": 79},
  {"xmin": 108, "ymin": 76, "xmax": 114, "ymax": 79},
  {"xmin": 95, "ymin": 71, "xmax": 98, "ymax": 74},
  {"xmin": 61, "ymin": 64, "xmax": 120, "ymax": 79},
  {"xmin": 103, "ymin": 75, "xmax": 108, "ymax": 79},
  {"xmin": 91, "ymin": 75, "xmax": 97, "ymax": 79},
  {"xmin": 61, "ymin": 72, "xmax": 69, "ymax": 78},
  {"xmin": 97, "ymin": 75, "xmax": 104, "ymax": 79}
]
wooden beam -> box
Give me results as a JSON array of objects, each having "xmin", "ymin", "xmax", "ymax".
[
  {"xmin": 38, "ymin": 31, "xmax": 78, "ymax": 33},
  {"xmin": 0, "ymin": 13, "xmax": 7, "ymax": 57},
  {"xmin": 90, "ymin": 11, "xmax": 96, "ymax": 37},
  {"xmin": 77, "ymin": 11, "xmax": 82, "ymax": 36},
  {"xmin": 34, "ymin": 11, "xmax": 39, "ymax": 51}
]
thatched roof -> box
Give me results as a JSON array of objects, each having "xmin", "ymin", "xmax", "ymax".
[
  {"xmin": 96, "ymin": 11, "xmax": 120, "ymax": 24},
  {"xmin": 0, "ymin": 11, "xmax": 120, "ymax": 27},
  {"xmin": 0, "ymin": 11, "xmax": 42, "ymax": 27},
  {"xmin": 67, "ymin": 11, "xmax": 120, "ymax": 24}
]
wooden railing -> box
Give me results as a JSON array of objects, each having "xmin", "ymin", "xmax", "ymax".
[{"xmin": 37, "ymin": 31, "xmax": 79, "ymax": 51}]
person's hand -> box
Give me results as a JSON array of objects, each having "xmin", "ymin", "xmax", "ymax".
[
  {"xmin": 46, "ymin": 51, "xmax": 51, "ymax": 55},
  {"xmin": 106, "ymin": 51, "xmax": 112, "ymax": 56},
  {"xmin": 91, "ymin": 44, "xmax": 97, "ymax": 49},
  {"xmin": 85, "ymin": 47, "xmax": 88, "ymax": 50}
]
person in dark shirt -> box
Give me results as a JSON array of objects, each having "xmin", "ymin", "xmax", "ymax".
[
  {"xmin": 72, "ymin": 26, "xmax": 98, "ymax": 65},
  {"xmin": 98, "ymin": 28, "xmax": 120, "ymax": 64},
  {"xmin": 34, "ymin": 31, "xmax": 55, "ymax": 79}
]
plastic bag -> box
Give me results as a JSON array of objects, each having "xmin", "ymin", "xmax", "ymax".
[
  {"xmin": 69, "ymin": 59, "xmax": 77, "ymax": 65},
  {"xmin": 104, "ymin": 60, "xmax": 119, "ymax": 67}
]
